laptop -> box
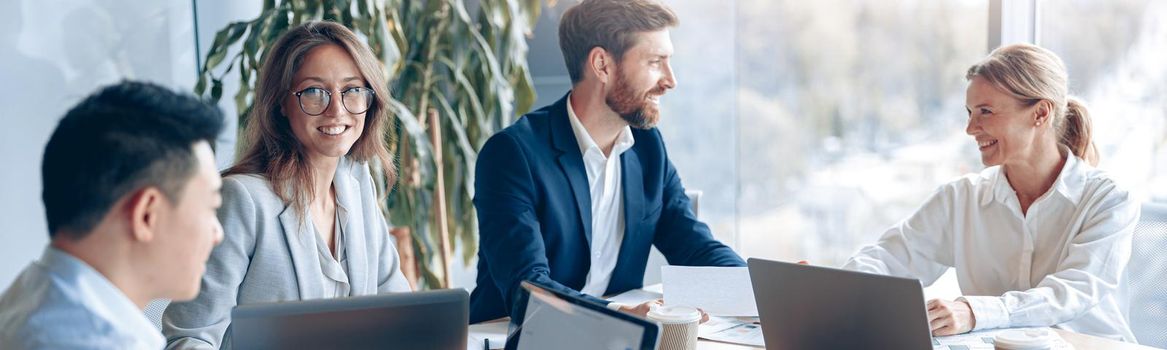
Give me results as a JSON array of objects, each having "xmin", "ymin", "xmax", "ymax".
[
  {"xmin": 508, "ymin": 280, "xmax": 660, "ymax": 350},
  {"xmin": 747, "ymin": 258, "xmax": 934, "ymax": 350},
  {"xmin": 231, "ymin": 289, "xmax": 469, "ymax": 350}
]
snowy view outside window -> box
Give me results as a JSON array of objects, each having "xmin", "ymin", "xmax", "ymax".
[
  {"xmin": 659, "ymin": 0, "xmax": 989, "ymax": 265},
  {"xmin": 649, "ymin": 0, "xmax": 1167, "ymax": 267},
  {"xmin": 1041, "ymin": 0, "xmax": 1167, "ymax": 203}
]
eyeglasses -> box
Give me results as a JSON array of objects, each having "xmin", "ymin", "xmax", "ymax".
[{"xmin": 292, "ymin": 87, "xmax": 375, "ymax": 116}]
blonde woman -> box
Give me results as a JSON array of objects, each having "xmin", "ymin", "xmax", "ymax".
[
  {"xmin": 163, "ymin": 21, "xmax": 410, "ymax": 349},
  {"xmin": 845, "ymin": 44, "xmax": 1137, "ymax": 342}
]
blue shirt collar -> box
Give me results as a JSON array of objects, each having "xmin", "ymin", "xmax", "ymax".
[{"xmin": 38, "ymin": 247, "xmax": 165, "ymax": 348}]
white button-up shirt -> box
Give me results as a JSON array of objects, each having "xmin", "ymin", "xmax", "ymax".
[
  {"xmin": 0, "ymin": 247, "xmax": 165, "ymax": 349},
  {"xmin": 844, "ymin": 149, "xmax": 1138, "ymax": 341},
  {"xmin": 566, "ymin": 94, "xmax": 636, "ymax": 297}
]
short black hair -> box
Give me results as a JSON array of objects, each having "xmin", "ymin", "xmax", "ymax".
[{"xmin": 41, "ymin": 80, "xmax": 224, "ymax": 238}]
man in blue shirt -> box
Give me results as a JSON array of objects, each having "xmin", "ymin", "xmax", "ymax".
[
  {"xmin": 0, "ymin": 81, "xmax": 226, "ymax": 349},
  {"xmin": 470, "ymin": 0, "xmax": 746, "ymax": 324}
]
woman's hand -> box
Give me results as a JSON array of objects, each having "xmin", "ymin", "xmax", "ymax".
[{"xmin": 927, "ymin": 298, "xmax": 976, "ymax": 336}]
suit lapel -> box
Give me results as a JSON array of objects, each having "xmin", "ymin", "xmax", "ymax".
[
  {"xmin": 278, "ymin": 205, "xmax": 321, "ymax": 299},
  {"xmin": 614, "ymin": 149, "xmax": 644, "ymax": 278},
  {"xmin": 549, "ymin": 93, "xmax": 593, "ymax": 249},
  {"xmin": 558, "ymin": 154, "xmax": 593, "ymax": 249}
]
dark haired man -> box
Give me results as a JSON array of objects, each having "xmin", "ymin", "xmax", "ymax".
[
  {"xmin": 471, "ymin": 0, "xmax": 745, "ymax": 324},
  {"xmin": 0, "ymin": 81, "xmax": 226, "ymax": 349}
]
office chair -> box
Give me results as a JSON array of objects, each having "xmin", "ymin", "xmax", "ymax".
[
  {"xmin": 643, "ymin": 190, "xmax": 704, "ymax": 286},
  {"xmin": 1125, "ymin": 201, "xmax": 1167, "ymax": 347}
]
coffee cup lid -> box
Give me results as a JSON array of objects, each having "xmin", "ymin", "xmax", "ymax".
[
  {"xmin": 993, "ymin": 329, "xmax": 1053, "ymax": 349},
  {"xmin": 647, "ymin": 305, "xmax": 701, "ymax": 323}
]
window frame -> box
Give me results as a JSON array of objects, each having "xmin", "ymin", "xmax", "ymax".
[{"xmin": 990, "ymin": 0, "xmax": 1041, "ymax": 48}]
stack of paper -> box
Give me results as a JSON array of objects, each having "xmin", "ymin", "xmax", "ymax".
[
  {"xmin": 661, "ymin": 266, "xmax": 758, "ymax": 317},
  {"xmin": 698, "ymin": 316, "xmax": 765, "ymax": 348}
]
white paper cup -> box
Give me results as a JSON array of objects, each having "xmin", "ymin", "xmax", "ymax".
[
  {"xmin": 647, "ymin": 305, "xmax": 701, "ymax": 350},
  {"xmin": 994, "ymin": 329, "xmax": 1054, "ymax": 350}
]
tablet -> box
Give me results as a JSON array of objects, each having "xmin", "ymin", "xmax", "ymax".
[{"xmin": 511, "ymin": 280, "xmax": 660, "ymax": 350}]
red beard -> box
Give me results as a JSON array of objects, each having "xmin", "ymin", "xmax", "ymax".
[{"xmin": 606, "ymin": 73, "xmax": 664, "ymax": 129}]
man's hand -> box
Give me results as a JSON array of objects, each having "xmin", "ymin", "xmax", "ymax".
[
  {"xmin": 618, "ymin": 299, "xmax": 662, "ymax": 318},
  {"xmin": 927, "ymin": 298, "xmax": 976, "ymax": 336},
  {"xmin": 618, "ymin": 299, "xmax": 711, "ymax": 323}
]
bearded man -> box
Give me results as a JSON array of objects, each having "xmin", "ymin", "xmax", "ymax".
[{"xmin": 469, "ymin": 0, "xmax": 745, "ymax": 324}]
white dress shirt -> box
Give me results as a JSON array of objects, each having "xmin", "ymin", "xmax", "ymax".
[
  {"xmin": 844, "ymin": 148, "xmax": 1138, "ymax": 341},
  {"xmin": 0, "ymin": 247, "xmax": 165, "ymax": 350},
  {"xmin": 566, "ymin": 94, "xmax": 636, "ymax": 297}
]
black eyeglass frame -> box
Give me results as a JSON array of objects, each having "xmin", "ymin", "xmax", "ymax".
[{"xmin": 291, "ymin": 87, "xmax": 376, "ymax": 116}]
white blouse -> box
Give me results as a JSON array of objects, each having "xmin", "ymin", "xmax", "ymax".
[
  {"xmin": 312, "ymin": 210, "xmax": 350, "ymax": 299},
  {"xmin": 844, "ymin": 149, "xmax": 1138, "ymax": 342}
]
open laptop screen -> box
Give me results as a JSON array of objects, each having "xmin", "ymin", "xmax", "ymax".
[
  {"xmin": 514, "ymin": 281, "xmax": 659, "ymax": 350},
  {"xmin": 230, "ymin": 289, "xmax": 468, "ymax": 350},
  {"xmin": 747, "ymin": 258, "xmax": 933, "ymax": 349}
]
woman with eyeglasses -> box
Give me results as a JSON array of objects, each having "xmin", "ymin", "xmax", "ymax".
[{"xmin": 162, "ymin": 21, "xmax": 411, "ymax": 349}]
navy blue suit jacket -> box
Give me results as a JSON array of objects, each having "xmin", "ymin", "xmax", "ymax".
[{"xmin": 469, "ymin": 93, "xmax": 746, "ymax": 324}]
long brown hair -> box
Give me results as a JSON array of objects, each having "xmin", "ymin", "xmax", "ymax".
[
  {"xmin": 225, "ymin": 21, "xmax": 396, "ymax": 213},
  {"xmin": 966, "ymin": 44, "xmax": 1098, "ymax": 165}
]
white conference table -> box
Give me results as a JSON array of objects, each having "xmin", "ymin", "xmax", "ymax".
[
  {"xmin": 471, "ymin": 284, "xmax": 1159, "ymax": 350},
  {"xmin": 694, "ymin": 328, "xmax": 1157, "ymax": 350},
  {"xmin": 472, "ymin": 317, "xmax": 1156, "ymax": 350}
]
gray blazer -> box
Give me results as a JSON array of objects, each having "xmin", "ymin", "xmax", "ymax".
[{"xmin": 162, "ymin": 157, "xmax": 411, "ymax": 349}]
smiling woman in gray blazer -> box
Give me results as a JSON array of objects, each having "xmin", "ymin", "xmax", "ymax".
[{"xmin": 162, "ymin": 21, "xmax": 411, "ymax": 349}]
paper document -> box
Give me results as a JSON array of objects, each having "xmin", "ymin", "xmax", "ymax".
[
  {"xmin": 698, "ymin": 316, "xmax": 765, "ymax": 347},
  {"xmin": 607, "ymin": 288, "xmax": 663, "ymax": 306},
  {"xmin": 468, "ymin": 321, "xmax": 508, "ymax": 349},
  {"xmin": 933, "ymin": 327, "xmax": 1070, "ymax": 350},
  {"xmin": 661, "ymin": 266, "xmax": 757, "ymax": 316}
]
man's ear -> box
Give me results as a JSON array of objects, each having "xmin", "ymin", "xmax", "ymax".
[
  {"xmin": 127, "ymin": 187, "xmax": 164, "ymax": 243},
  {"xmin": 587, "ymin": 47, "xmax": 614, "ymax": 85}
]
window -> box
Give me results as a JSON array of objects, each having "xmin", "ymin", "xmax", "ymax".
[
  {"xmin": 1039, "ymin": 0, "xmax": 1167, "ymax": 202},
  {"xmin": 1040, "ymin": 0, "xmax": 1167, "ymax": 345},
  {"xmin": 659, "ymin": 0, "xmax": 989, "ymax": 265}
]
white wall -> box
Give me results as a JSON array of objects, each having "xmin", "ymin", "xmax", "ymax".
[{"xmin": 0, "ymin": 0, "xmax": 258, "ymax": 288}]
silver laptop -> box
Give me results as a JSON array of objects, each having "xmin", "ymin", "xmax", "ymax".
[
  {"xmin": 510, "ymin": 280, "xmax": 660, "ymax": 350},
  {"xmin": 231, "ymin": 289, "xmax": 468, "ymax": 350},
  {"xmin": 748, "ymin": 258, "xmax": 934, "ymax": 349}
]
